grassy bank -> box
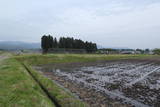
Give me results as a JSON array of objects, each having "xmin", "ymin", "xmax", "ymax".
[{"xmin": 0, "ymin": 58, "xmax": 55, "ymax": 107}]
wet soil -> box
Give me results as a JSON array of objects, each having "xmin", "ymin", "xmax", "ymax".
[{"xmin": 35, "ymin": 58, "xmax": 160, "ymax": 107}]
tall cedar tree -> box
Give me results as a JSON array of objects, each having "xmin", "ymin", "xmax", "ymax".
[{"xmin": 41, "ymin": 35, "xmax": 54, "ymax": 53}]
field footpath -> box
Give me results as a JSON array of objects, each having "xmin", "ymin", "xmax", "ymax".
[
  {"xmin": 21, "ymin": 63, "xmax": 61, "ymax": 107},
  {"xmin": 0, "ymin": 53, "xmax": 56, "ymax": 107}
]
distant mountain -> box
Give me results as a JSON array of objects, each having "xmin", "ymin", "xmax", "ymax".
[{"xmin": 0, "ymin": 41, "xmax": 41, "ymax": 50}]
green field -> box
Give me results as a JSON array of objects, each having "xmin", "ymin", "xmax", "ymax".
[{"xmin": 0, "ymin": 53, "xmax": 158, "ymax": 107}]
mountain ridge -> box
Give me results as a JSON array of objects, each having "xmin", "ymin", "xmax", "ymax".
[{"xmin": 0, "ymin": 41, "xmax": 41, "ymax": 50}]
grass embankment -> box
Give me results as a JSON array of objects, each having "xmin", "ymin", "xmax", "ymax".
[{"xmin": 0, "ymin": 58, "xmax": 55, "ymax": 107}]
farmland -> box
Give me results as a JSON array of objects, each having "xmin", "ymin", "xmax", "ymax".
[
  {"xmin": 35, "ymin": 55, "xmax": 160, "ymax": 107},
  {"xmin": 1, "ymin": 53, "xmax": 160, "ymax": 107}
]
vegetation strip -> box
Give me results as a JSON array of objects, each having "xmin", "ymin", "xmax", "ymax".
[
  {"xmin": 0, "ymin": 57, "xmax": 55, "ymax": 107},
  {"xmin": 21, "ymin": 62, "xmax": 61, "ymax": 107}
]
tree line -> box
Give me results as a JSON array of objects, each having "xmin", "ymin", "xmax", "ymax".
[{"xmin": 41, "ymin": 35, "xmax": 97, "ymax": 53}]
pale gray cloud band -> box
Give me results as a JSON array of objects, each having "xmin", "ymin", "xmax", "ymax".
[{"xmin": 0, "ymin": 0, "xmax": 160, "ymax": 49}]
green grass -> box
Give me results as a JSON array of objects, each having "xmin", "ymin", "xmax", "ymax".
[
  {"xmin": 0, "ymin": 51, "xmax": 3, "ymax": 54},
  {"xmin": 0, "ymin": 58, "xmax": 55, "ymax": 107},
  {"xmin": 16, "ymin": 54, "xmax": 156, "ymax": 66}
]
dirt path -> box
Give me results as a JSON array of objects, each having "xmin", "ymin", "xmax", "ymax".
[
  {"xmin": 0, "ymin": 54, "xmax": 9, "ymax": 62},
  {"xmin": 0, "ymin": 55, "xmax": 8, "ymax": 61}
]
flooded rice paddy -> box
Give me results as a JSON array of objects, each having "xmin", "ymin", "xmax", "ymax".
[{"xmin": 35, "ymin": 59, "xmax": 160, "ymax": 107}]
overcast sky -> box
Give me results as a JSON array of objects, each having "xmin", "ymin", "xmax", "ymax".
[{"xmin": 0, "ymin": 0, "xmax": 160, "ymax": 49}]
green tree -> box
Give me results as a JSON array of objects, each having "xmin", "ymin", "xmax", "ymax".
[
  {"xmin": 41, "ymin": 35, "xmax": 48, "ymax": 53},
  {"xmin": 153, "ymin": 49, "xmax": 160, "ymax": 55},
  {"xmin": 48, "ymin": 35, "xmax": 54, "ymax": 48},
  {"xmin": 53, "ymin": 37, "xmax": 58, "ymax": 48}
]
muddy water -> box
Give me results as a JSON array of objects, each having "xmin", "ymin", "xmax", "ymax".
[{"xmin": 35, "ymin": 60, "xmax": 160, "ymax": 107}]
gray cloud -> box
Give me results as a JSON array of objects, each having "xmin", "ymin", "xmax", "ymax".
[{"xmin": 0, "ymin": 0, "xmax": 160, "ymax": 48}]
